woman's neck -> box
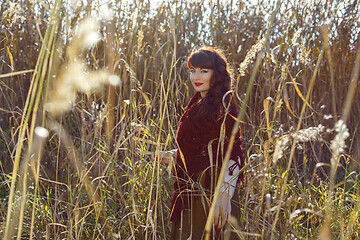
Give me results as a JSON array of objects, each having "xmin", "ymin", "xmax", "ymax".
[{"xmin": 200, "ymin": 91, "xmax": 208, "ymax": 98}]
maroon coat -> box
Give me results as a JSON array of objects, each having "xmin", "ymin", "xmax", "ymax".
[{"xmin": 170, "ymin": 92, "xmax": 244, "ymax": 222}]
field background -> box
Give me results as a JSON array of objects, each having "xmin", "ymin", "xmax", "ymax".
[{"xmin": 0, "ymin": 0, "xmax": 359, "ymax": 239}]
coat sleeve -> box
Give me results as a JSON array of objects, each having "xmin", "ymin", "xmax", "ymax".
[{"xmin": 222, "ymin": 108, "xmax": 244, "ymax": 177}]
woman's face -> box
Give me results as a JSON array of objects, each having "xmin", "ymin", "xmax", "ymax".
[{"xmin": 190, "ymin": 67, "xmax": 214, "ymax": 98}]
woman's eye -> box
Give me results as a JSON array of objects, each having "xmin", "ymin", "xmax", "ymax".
[{"xmin": 201, "ymin": 70, "xmax": 208, "ymax": 73}]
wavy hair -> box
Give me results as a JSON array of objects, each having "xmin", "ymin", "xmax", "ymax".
[{"xmin": 187, "ymin": 46, "xmax": 237, "ymax": 120}]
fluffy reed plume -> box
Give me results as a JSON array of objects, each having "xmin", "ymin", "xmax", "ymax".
[
  {"xmin": 1, "ymin": 1, "xmax": 25, "ymax": 28},
  {"xmin": 272, "ymin": 135, "xmax": 290, "ymax": 164},
  {"xmin": 273, "ymin": 125, "xmax": 325, "ymax": 164},
  {"xmin": 45, "ymin": 17, "xmax": 120, "ymax": 116},
  {"xmin": 291, "ymin": 125, "xmax": 325, "ymax": 142},
  {"xmin": 270, "ymin": 47, "xmax": 279, "ymax": 66},
  {"xmin": 321, "ymin": 121, "xmax": 350, "ymax": 239},
  {"xmin": 291, "ymin": 28, "xmax": 302, "ymax": 45},
  {"xmin": 330, "ymin": 120, "xmax": 350, "ymax": 161},
  {"xmin": 289, "ymin": 28, "xmax": 311, "ymax": 65},
  {"xmin": 239, "ymin": 37, "xmax": 265, "ymax": 76},
  {"xmin": 99, "ymin": 4, "xmax": 114, "ymax": 20},
  {"xmin": 299, "ymin": 43, "xmax": 311, "ymax": 65}
]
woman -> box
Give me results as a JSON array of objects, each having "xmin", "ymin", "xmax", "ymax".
[{"xmin": 159, "ymin": 46, "xmax": 244, "ymax": 239}]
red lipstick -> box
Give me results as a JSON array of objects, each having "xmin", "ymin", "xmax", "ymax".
[{"xmin": 195, "ymin": 83, "xmax": 203, "ymax": 87}]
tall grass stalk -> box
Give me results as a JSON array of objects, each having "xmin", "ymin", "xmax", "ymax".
[
  {"xmin": 321, "ymin": 25, "xmax": 338, "ymax": 122},
  {"xmin": 105, "ymin": 17, "xmax": 117, "ymax": 144},
  {"xmin": 341, "ymin": 42, "xmax": 360, "ymax": 124},
  {"xmin": 0, "ymin": 70, "xmax": 34, "ymax": 79},
  {"xmin": 271, "ymin": 45, "xmax": 324, "ymax": 239},
  {"xmin": 334, "ymin": 43, "xmax": 360, "ymax": 240},
  {"xmin": 48, "ymin": 121, "xmax": 108, "ymax": 237},
  {"xmin": 2, "ymin": 1, "xmax": 62, "ymax": 238},
  {"xmin": 204, "ymin": 1, "xmax": 281, "ymax": 239}
]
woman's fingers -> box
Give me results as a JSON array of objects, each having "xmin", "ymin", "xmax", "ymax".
[
  {"xmin": 214, "ymin": 192, "xmax": 232, "ymax": 229},
  {"xmin": 137, "ymin": 150, "xmax": 176, "ymax": 165},
  {"xmin": 139, "ymin": 151, "xmax": 172, "ymax": 165},
  {"xmin": 218, "ymin": 209, "xmax": 227, "ymax": 229},
  {"xmin": 214, "ymin": 205, "xmax": 227, "ymax": 229},
  {"xmin": 158, "ymin": 151, "xmax": 172, "ymax": 164},
  {"xmin": 214, "ymin": 205, "xmax": 220, "ymax": 228},
  {"xmin": 137, "ymin": 150, "xmax": 154, "ymax": 155}
]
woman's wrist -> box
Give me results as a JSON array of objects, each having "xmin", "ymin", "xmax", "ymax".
[
  {"xmin": 168, "ymin": 149, "xmax": 177, "ymax": 159},
  {"xmin": 219, "ymin": 182, "xmax": 235, "ymax": 198},
  {"xmin": 220, "ymin": 159, "xmax": 240, "ymax": 198}
]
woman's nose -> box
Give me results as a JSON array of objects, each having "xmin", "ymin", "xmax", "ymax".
[{"xmin": 191, "ymin": 71, "xmax": 199, "ymax": 80}]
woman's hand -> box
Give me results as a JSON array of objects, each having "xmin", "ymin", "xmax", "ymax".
[
  {"xmin": 137, "ymin": 149, "xmax": 176, "ymax": 165},
  {"xmin": 154, "ymin": 151, "xmax": 173, "ymax": 165},
  {"xmin": 214, "ymin": 158, "xmax": 240, "ymax": 229},
  {"xmin": 152, "ymin": 149, "xmax": 177, "ymax": 165},
  {"xmin": 214, "ymin": 191, "xmax": 231, "ymax": 230}
]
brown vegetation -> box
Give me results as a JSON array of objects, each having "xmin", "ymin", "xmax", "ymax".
[{"xmin": 0, "ymin": 0, "xmax": 359, "ymax": 239}]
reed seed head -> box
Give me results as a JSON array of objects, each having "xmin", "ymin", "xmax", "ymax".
[
  {"xmin": 291, "ymin": 28, "xmax": 302, "ymax": 46},
  {"xmin": 109, "ymin": 75, "xmax": 121, "ymax": 86},
  {"xmin": 299, "ymin": 44, "xmax": 310, "ymax": 65},
  {"xmin": 100, "ymin": 5, "xmax": 114, "ymax": 20},
  {"xmin": 2, "ymin": 2, "xmax": 25, "ymax": 28},
  {"xmin": 330, "ymin": 120, "xmax": 350, "ymax": 159},
  {"xmin": 273, "ymin": 125, "xmax": 326, "ymax": 164},
  {"xmin": 45, "ymin": 17, "xmax": 120, "ymax": 116},
  {"xmin": 77, "ymin": 18, "xmax": 101, "ymax": 49},
  {"xmin": 239, "ymin": 37, "xmax": 265, "ymax": 76},
  {"xmin": 324, "ymin": 114, "xmax": 333, "ymax": 120},
  {"xmin": 34, "ymin": 127, "xmax": 49, "ymax": 139},
  {"xmin": 273, "ymin": 135, "xmax": 290, "ymax": 164},
  {"xmin": 291, "ymin": 124, "xmax": 325, "ymax": 142}
]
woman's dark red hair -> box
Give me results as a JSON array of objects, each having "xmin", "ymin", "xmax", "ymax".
[{"xmin": 187, "ymin": 46, "xmax": 236, "ymax": 120}]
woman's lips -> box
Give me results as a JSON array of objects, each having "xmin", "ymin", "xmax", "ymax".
[{"xmin": 194, "ymin": 82, "xmax": 203, "ymax": 87}]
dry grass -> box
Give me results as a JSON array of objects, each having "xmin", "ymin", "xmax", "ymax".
[{"xmin": 0, "ymin": 0, "xmax": 359, "ymax": 239}]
